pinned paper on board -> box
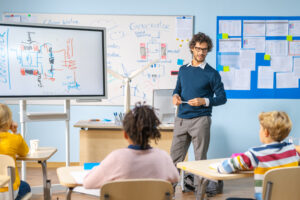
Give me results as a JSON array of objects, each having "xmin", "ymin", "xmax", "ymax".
[
  {"xmin": 222, "ymin": 33, "xmax": 229, "ymax": 39},
  {"xmin": 217, "ymin": 65, "xmax": 224, "ymax": 71},
  {"xmin": 223, "ymin": 66, "xmax": 230, "ymax": 72},
  {"xmin": 287, "ymin": 35, "xmax": 293, "ymax": 41},
  {"xmin": 177, "ymin": 59, "xmax": 184, "ymax": 66},
  {"xmin": 264, "ymin": 54, "xmax": 271, "ymax": 60},
  {"xmin": 176, "ymin": 16, "xmax": 193, "ymax": 41}
]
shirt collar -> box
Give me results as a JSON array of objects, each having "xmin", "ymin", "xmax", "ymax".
[
  {"xmin": 187, "ymin": 61, "xmax": 207, "ymax": 69},
  {"xmin": 128, "ymin": 144, "xmax": 152, "ymax": 150}
]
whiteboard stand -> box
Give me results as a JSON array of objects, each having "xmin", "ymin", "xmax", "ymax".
[{"xmin": 19, "ymin": 99, "xmax": 70, "ymax": 180}]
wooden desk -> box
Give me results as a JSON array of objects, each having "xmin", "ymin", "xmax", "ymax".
[
  {"xmin": 17, "ymin": 147, "xmax": 57, "ymax": 200},
  {"xmin": 177, "ymin": 158, "xmax": 253, "ymax": 200},
  {"xmin": 0, "ymin": 175, "xmax": 10, "ymax": 187},
  {"xmin": 74, "ymin": 120, "xmax": 174, "ymax": 165},
  {"xmin": 57, "ymin": 166, "xmax": 83, "ymax": 200}
]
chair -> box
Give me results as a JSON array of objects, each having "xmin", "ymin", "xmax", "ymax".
[
  {"xmin": 0, "ymin": 154, "xmax": 32, "ymax": 200},
  {"xmin": 262, "ymin": 166, "xmax": 300, "ymax": 200},
  {"xmin": 100, "ymin": 179, "xmax": 174, "ymax": 200}
]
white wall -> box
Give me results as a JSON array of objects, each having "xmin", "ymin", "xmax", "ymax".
[{"xmin": 1, "ymin": 0, "xmax": 300, "ymax": 161}]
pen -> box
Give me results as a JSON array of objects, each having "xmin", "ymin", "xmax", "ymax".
[{"xmin": 181, "ymin": 101, "xmax": 189, "ymax": 103}]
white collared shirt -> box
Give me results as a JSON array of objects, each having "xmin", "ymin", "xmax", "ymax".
[{"xmin": 186, "ymin": 61, "xmax": 207, "ymax": 69}]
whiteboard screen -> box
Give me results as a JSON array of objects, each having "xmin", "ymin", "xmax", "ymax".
[
  {"xmin": 0, "ymin": 23, "xmax": 107, "ymax": 99},
  {"xmin": 2, "ymin": 13, "xmax": 194, "ymax": 105}
]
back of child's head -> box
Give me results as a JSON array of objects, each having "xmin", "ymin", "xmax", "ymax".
[
  {"xmin": 0, "ymin": 103, "xmax": 12, "ymax": 131},
  {"xmin": 123, "ymin": 102, "xmax": 161, "ymax": 149},
  {"xmin": 259, "ymin": 111, "xmax": 292, "ymax": 142}
]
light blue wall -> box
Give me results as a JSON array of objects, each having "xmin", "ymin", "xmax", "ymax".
[{"xmin": 1, "ymin": 0, "xmax": 300, "ymax": 162}]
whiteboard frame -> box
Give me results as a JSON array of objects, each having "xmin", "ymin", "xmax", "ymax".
[{"xmin": 0, "ymin": 22, "xmax": 108, "ymax": 100}]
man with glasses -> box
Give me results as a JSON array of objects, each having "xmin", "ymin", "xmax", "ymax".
[{"xmin": 171, "ymin": 32, "xmax": 227, "ymax": 196}]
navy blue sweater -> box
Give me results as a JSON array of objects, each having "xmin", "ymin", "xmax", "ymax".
[{"xmin": 173, "ymin": 63, "xmax": 227, "ymax": 119}]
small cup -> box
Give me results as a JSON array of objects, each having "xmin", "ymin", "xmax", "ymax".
[{"xmin": 30, "ymin": 139, "xmax": 39, "ymax": 153}]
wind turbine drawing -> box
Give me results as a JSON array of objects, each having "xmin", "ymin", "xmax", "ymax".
[{"xmin": 107, "ymin": 59, "xmax": 159, "ymax": 113}]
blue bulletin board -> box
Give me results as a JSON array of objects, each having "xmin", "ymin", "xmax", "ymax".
[{"xmin": 216, "ymin": 16, "xmax": 300, "ymax": 99}]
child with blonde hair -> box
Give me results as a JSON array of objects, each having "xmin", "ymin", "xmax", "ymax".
[
  {"xmin": 0, "ymin": 103, "xmax": 31, "ymax": 200},
  {"xmin": 218, "ymin": 111, "xmax": 300, "ymax": 200}
]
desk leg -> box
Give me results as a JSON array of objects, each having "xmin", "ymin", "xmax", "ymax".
[
  {"xmin": 196, "ymin": 177, "xmax": 209, "ymax": 200},
  {"xmin": 38, "ymin": 160, "xmax": 51, "ymax": 200},
  {"xmin": 66, "ymin": 187, "xmax": 74, "ymax": 200}
]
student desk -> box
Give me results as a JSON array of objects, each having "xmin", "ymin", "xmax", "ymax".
[
  {"xmin": 177, "ymin": 158, "xmax": 253, "ymax": 200},
  {"xmin": 74, "ymin": 120, "xmax": 174, "ymax": 165},
  {"xmin": 17, "ymin": 147, "xmax": 57, "ymax": 200},
  {"xmin": 0, "ymin": 175, "xmax": 10, "ymax": 187},
  {"xmin": 57, "ymin": 166, "xmax": 83, "ymax": 200}
]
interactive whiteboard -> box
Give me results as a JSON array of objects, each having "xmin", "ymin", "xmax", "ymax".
[
  {"xmin": 0, "ymin": 22, "xmax": 107, "ymax": 99},
  {"xmin": 3, "ymin": 13, "xmax": 194, "ymax": 105}
]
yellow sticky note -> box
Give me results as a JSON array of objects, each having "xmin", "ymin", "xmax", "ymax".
[
  {"xmin": 264, "ymin": 54, "xmax": 271, "ymax": 60},
  {"xmin": 176, "ymin": 38, "xmax": 179, "ymax": 41},
  {"xmin": 182, "ymin": 167, "xmax": 186, "ymax": 170},
  {"xmin": 287, "ymin": 35, "xmax": 293, "ymax": 41},
  {"xmin": 223, "ymin": 66, "xmax": 230, "ymax": 72},
  {"xmin": 179, "ymin": 44, "xmax": 182, "ymax": 47},
  {"xmin": 222, "ymin": 33, "xmax": 229, "ymax": 39}
]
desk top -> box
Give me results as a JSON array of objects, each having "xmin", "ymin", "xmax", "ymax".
[
  {"xmin": 57, "ymin": 166, "xmax": 83, "ymax": 188},
  {"xmin": 0, "ymin": 175, "xmax": 10, "ymax": 187},
  {"xmin": 17, "ymin": 147, "xmax": 57, "ymax": 162},
  {"xmin": 74, "ymin": 120, "xmax": 174, "ymax": 130},
  {"xmin": 177, "ymin": 158, "xmax": 253, "ymax": 181}
]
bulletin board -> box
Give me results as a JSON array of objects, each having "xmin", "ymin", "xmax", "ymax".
[
  {"xmin": 216, "ymin": 16, "xmax": 300, "ymax": 99},
  {"xmin": 2, "ymin": 13, "xmax": 194, "ymax": 105}
]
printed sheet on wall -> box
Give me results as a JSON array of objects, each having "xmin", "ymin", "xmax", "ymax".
[
  {"xmin": 217, "ymin": 16, "xmax": 300, "ymax": 99},
  {"xmin": 2, "ymin": 13, "xmax": 193, "ymax": 104}
]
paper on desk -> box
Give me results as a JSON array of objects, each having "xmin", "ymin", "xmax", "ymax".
[
  {"xmin": 74, "ymin": 186, "xmax": 100, "ymax": 197},
  {"xmin": 71, "ymin": 171, "xmax": 100, "ymax": 196},
  {"xmin": 70, "ymin": 170, "xmax": 89, "ymax": 184}
]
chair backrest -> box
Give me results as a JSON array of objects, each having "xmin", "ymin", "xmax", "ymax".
[
  {"xmin": 0, "ymin": 154, "xmax": 15, "ymax": 185},
  {"xmin": 0, "ymin": 154, "xmax": 16, "ymax": 200},
  {"xmin": 262, "ymin": 166, "xmax": 300, "ymax": 200},
  {"xmin": 100, "ymin": 179, "xmax": 173, "ymax": 200}
]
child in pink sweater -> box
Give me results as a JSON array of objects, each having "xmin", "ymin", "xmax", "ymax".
[{"xmin": 83, "ymin": 102, "xmax": 179, "ymax": 189}]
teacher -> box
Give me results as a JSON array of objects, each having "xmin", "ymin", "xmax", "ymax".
[{"xmin": 171, "ymin": 32, "xmax": 227, "ymax": 192}]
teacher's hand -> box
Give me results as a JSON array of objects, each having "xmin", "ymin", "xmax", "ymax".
[
  {"xmin": 188, "ymin": 98, "xmax": 206, "ymax": 106},
  {"xmin": 173, "ymin": 94, "xmax": 182, "ymax": 105}
]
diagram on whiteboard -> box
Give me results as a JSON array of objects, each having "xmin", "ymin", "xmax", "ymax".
[
  {"xmin": 0, "ymin": 24, "xmax": 105, "ymax": 97},
  {"xmin": 217, "ymin": 16, "xmax": 300, "ymax": 99},
  {"xmin": 3, "ymin": 13, "xmax": 194, "ymax": 104}
]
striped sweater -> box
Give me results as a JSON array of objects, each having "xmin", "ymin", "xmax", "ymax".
[{"xmin": 217, "ymin": 142, "xmax": 300, "ymax": 200}]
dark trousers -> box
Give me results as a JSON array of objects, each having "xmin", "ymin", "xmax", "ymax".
[
  {"xmin": 171, "ymin": 116, "xmax": 211, "ymax": 190},
  {"xmin": 15, "ymin": 181, "xmax": 31, "ymax": 200}
]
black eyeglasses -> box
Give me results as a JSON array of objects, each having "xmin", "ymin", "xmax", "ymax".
[{"xmin": 194, "ymin": 47, "xmax": 208, "ymax": 53}]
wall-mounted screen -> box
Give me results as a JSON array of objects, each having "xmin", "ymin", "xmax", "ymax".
[{"xmin": 0, "ymin": 23, "xmax": 107, "ymax": 99}]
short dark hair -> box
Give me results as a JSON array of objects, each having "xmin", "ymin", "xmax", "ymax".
[
  {"xmin": 189, "ymin": 32, "xmax": 213, "ymax": 53},
  {"xmin": 123, "ymin": 102, "xmax": 161, "ymax": 149}
]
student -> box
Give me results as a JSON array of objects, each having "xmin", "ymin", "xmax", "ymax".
[
  {"xmin": 217, "ymin": 111, "xmax": 300, "ymax": 200},
  {"xmin": 83, "ymin": 102, "xmax": 179, "ymax": 189},
  {"xmin": 0, "ymin": 103, "xmax": 31, "ymax": 200}
]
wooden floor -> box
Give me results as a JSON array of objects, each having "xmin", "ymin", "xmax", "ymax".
[{"xmin": 25, "ymin": 167, "xmax": 254, "ymax": 200}]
